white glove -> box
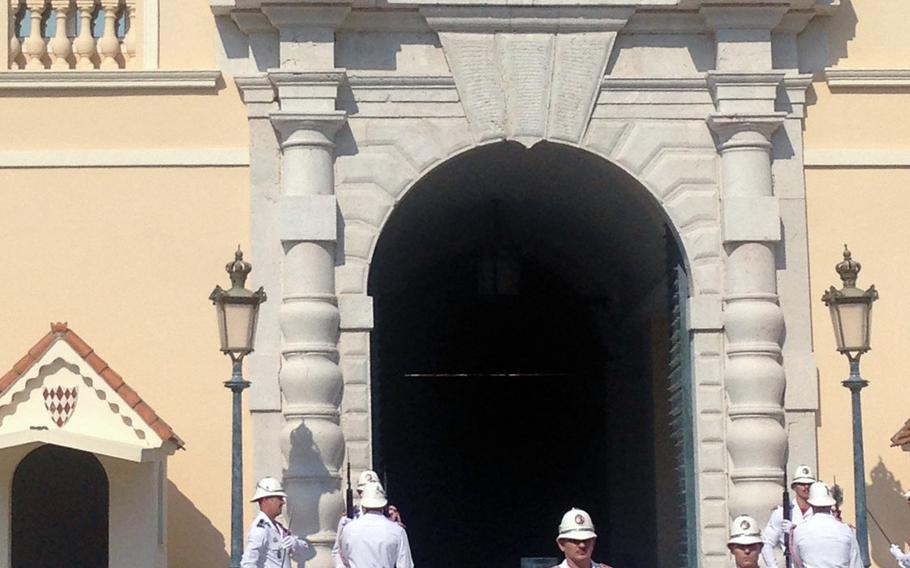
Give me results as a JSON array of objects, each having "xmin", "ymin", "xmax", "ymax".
[
  {"xmin": 781, "ymin": 519, "xmax": 794, "ymax": 533},
  {"xmin": 281, "ymin": 535, "xmax": 308, "ymax": 551},
  {"xmin": 892, "ymin": 544, "xmax": 910, "ymax": 561},
  {"xmin": 338, "ymin": 515, "xmax": 351, "ymax": 529}
]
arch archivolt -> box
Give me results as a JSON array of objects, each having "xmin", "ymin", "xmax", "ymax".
[{"xmin": 335, "ymin": 116, "xmax": 723, "ymax": 300}]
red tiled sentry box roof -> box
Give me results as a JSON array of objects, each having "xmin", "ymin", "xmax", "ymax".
[
  {"xmin": 892, "ymin": 418, "xmax": 910, "ymax": 450},
  {"xmin": 0, "ymin": 322, "xmax": 184, "ymax": 449}
]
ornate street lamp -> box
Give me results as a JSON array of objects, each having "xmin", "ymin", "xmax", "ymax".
[
  {"xmin": 210, "ymin": 246, "xmax": 267, "ymax": 568},
  {"xmin": 821, "ymin": 245, "xmax": 878, "ymax": 567}
]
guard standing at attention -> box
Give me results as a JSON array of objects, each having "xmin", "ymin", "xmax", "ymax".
[
  {"xmin": 241, "ymin": 476, "xmax": 310, "ymax": 568},
  {"xmin": 727, "ymin": 515, "xmax": 763, "ymax": 568},
  {"xmin": 552, "ymin": 508, "xmax": 613, "ymax": 568},
  {"xmin": 762, "ymin": 465, "xmax": 817, "ymax": 568},
  {"xmin": 332, "ymin": 469, "xmax": 381, "ymax": 568},
  {"xmin": 792, "ymin": 482, "xmax": 863, "ymax": 568},
  {"xmin": 338, "ymin": 482, "xmax": 414, "ymax": 568}
]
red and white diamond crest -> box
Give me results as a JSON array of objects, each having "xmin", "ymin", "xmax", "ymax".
[{"xmin": 43, "ymin": 386, "xmax": 78, "ymax": 427}]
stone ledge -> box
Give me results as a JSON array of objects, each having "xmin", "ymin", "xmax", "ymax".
[
  {"xmin": 804, "ymin": 149, "xmax": 910, "ymax": 168},
  {"xmin": 825, "ymin": 68, "xmax": 910, "ymax": 89},
  {"xmin": 0, "ymin": 70, "xmax": 222, "ymax": 91}
]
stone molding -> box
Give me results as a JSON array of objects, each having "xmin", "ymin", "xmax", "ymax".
[
  {"xmin": 0, "ymin": 70, "xmax": 222, "ymax": 91},
  {"xmin": 825, "ymin": 68, "xmax": 910, "ymax": 89},
  {"xmin": 0, "ymin": 148, "xmax": 250, "ymax": 168},
  {"xmin": 804, "ymin": 149, "xmax": 910, "ymax": 168}
]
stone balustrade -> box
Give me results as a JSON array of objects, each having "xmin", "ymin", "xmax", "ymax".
[{"xmin": 9, "ymin": 0, "xmax": 138, "ymax": 70}]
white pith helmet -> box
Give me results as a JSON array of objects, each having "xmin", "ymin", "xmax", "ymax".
[
  {"xmin": 557, "ymin": 508, "xmax": 597, "ymax": 541},
  {"xmin": 360, "ymin": 481, "xmax": 388, "ymax": 509},
  {"xmin": 791, "ymin": 465, "xmax": 816, "ymax": 485},
  {"xmin": 357, "ymin": 470, "xmax": 380, "ymax": 490},
  {"xmin": 807, "ymin": 481, "xmax": 836, "ymax": 507},
  {"xmin": 250, "ymin": 476, "xmax": 287, "ymax": 502},
  {"xmin": 728, "ymin": 515, "xmax": 762, "ymax": 546}
]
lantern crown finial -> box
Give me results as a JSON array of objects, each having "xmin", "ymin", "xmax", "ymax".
[
  {"xmin": 836, "ymin": 244, "xmax": 861, "ymax": 288},
  {"xmin": 226, "ymin": 245, "xmax": 252, "ymax": 290}
]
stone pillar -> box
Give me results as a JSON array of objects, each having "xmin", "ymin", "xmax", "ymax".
[
  {"xmin": 263, "ymin": 7, "xmax": 349, "ymax": 566},
  {"xmin": 703, "ymin": 5, "xmax": 789, "ymax": 523},
  {"xmin": 271, "ymin": 101, "xmax": 346, "ymax": 567}
]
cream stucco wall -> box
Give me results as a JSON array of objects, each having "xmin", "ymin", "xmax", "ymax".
[
  {"xmin": 804, "ymin": 1, "xmax": 910, "ymax": 565},
  {"xmin": 0, "ymin": 166, "xmax": 251, "ymax": 565},
  {"xmin": 807, "ymin": 170, "xmax": 910, "ymax": 566}
]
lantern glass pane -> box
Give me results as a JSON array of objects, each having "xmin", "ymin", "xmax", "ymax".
[
  {"xmin": 837, "ymin": 302, "xmax": 870, "ymax": 353},
  {"xmin": 223, "ymin": 303, "xmax": 255, "ymax": 353},
  {"xmin": 829, "ymin": 303, "xmax": 845, "ymax": 352},
  {"xmin": 215, "ymin": 303, "xmax": 228, "ymax": 351}
]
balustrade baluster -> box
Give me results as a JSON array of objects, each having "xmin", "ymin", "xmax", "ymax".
[
  {"xmin": 9, "ymin": 2, "xmax": 23, "ymax": 69},
  {"xmin": 122, "ymin": 0, "xmax": 136, "ymax": 67},
  {"xmin": 22, "ymin": 0, "xmax": 47, "ymax": 69},
  {"xmin": 96, "ymin": 0, "xmax": 120, "ymax": 69},
  {"xmin": 48, "ymin": 0, "xmax": 71, "ymax": 69},
  {"xmin": 72, "ymin": 0, "xmax": 95, "ymax": 69}
]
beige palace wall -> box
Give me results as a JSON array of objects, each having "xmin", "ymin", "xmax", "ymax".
[
  {"xmin": 805, "ymin": 0, "xmax": 910, "ymax": 566},
  {"xmin": 0, "ymin": 167, "xmax": 251, "ymax": 566},
  {"xmin": 0, "ymin": 1, "xmax": 252, "ymax": 565}
]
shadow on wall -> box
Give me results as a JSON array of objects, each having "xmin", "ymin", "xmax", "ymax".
[
  {"xmin": 284, "ymin": 420, "xmax": 334, "ymax": 563},
  {"xmin": 825, "ymin": 0, "xmax": 859, "ymax": 68},
  {"xmin": 168, "ymin": 481, "xmax": 230, "ymax": 567},
  {"xmin": 868, "ymin": 459, "xmax": 910, "ymax": 568}
]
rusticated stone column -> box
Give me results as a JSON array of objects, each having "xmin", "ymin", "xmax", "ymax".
[
  {"xmin": 709, "ymin": 112, "xmax": 787, "ymax": 521},
  {"xmin": 704, "ymin": 4, "xmax": 790, "ymax": 525},
  {"xmin": 271, "ymin": 71, "xmax": 347, "ymax": 567}
]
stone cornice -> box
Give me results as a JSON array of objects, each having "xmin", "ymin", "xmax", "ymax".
[
  {"xmin": 707, "ymin": 112, "xmax": 787, "ymax": 148},
  {"xmin": 603, "ymin": 75, "xmax": 708, "ymax": 91},
  {"xmin": 346, "ymin": 72, "xmax": 455, "ymax": 88},
  {"xmin": 825, "ymin": 69, "xmax": 910, "ymax": 89},
  {"xmin": 700, "ymin": 5, "xmax": 788, "ymax": 30},
  {"xmin": 0, "ymin": 70, "xmax": 222, "ymax": 91},
  {"xmin": 419, "ymin": 6, "xmax": 634, "ymax": 32},
  {"xmin": 235, "ymin": 73, "xmax": 276, "ymax": 103},
  {"xmin": 270, "ymin": 111, "xmax": 348, "ymax": 149},
  {"xmin": 260, "ymin": 4, "xmax": 351, "ymax": 28}
]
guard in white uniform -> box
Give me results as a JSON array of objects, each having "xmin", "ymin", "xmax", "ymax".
[
  {"xmin": 338, "ymin": 482, "xmax": 414, "ymax": 568},
  {"xmin": 792, "ymin": 482, "xmax": 863, "ymax": 568},
  {"xmin": 551, "ymin": 508, "xmax": 613, "ymax": 568},
  {"xmin": 241, "ymin": 477, "xmax": 310, "ymax": 568},
  {"xmin": 889, "ymin": 489, "xmax": 910, "ymax": 568},
  {"xmin": 762, "ymin": 464, "xmax": 817, "ymax": 568},
  {"xmin": 332, "ymin": 470, "xmax": 380, "ymax": 568},
  {"xmin": 727, "ymin": 515, "xmax": 763, "ymax": 568}
]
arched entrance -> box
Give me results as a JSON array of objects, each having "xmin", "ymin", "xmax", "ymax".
[
  {"xmin": 11, "ymin": 444, "xmax": 109, "ymax": 567},
  {"xmin": 368, "ymin": 142, "xmax": 694, "ymax": 567}
]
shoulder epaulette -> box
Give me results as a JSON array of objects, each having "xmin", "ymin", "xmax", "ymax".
[{"xmin": 256, "ymin": 519, "xmax": 269, "ymax": 528}]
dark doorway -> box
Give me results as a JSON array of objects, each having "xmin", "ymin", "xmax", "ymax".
[
  {"xmin": 368, "ymin": 142, "xmax": 687, "ymax": 568},
  {"xmin": 12, "ymin": 444, "xmax": 109, "ymax": 568}
]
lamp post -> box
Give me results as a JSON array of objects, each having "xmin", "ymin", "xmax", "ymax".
[
  {"xmin": 210, "ymin": 247, "xmax": 267, "ymax": 568},
  {"xmin": 821, "ymin": 245, "xmax": 878, "ymax": 567}
]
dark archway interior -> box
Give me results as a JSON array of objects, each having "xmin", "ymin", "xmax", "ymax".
[
  {"xmin": 12, "ymin": 444, "xmax": 109, "ymax": 568},
  {"xmin": 368, "ymin": 142, "xmax": 683, "ymax": 567}
]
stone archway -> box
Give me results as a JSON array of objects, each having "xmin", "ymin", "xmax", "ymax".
[
  {"xmin": 11, "ymin": 445, "xmax": 109, "ymax": 568},
  {"xmin": 228, "ymin": 7, "xmax": 829, "ymax": 566},
  {"xmin": 367, "ymin": 141, "xmax": 692, "ymax": 567}
]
